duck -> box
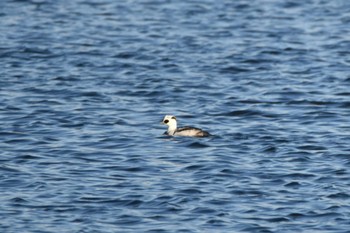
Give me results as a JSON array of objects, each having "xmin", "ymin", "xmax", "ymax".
[{"xmin": 161, "ymin": 115, "xmax": 211, "ymax": 137}]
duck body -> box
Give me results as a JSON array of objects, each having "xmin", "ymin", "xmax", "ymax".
[{"xmin": 162, "ymin": 115, "xmax": 210, "ymax": 137}]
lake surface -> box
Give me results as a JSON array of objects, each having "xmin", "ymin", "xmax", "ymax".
[{"xmin": 1, "ymin": 0, "xmax": 350, "ymax": 232}]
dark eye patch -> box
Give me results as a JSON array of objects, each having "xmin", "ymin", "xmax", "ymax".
[{"xmin": 164, "ymin": 120, "xmax": 169, "ymax": 123}]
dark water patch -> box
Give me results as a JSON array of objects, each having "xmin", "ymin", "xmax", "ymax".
[
  {"xmin": 259, "ymin": 145, "xmax": 278, "ymax": 153},
  {"xmin": 191, "ymin": 207, "xmax": 217, "ymax": 214},
  {"xmin": 240, "ymin": 225, "xmax": 273, "ymax": 233},
  {"xmin": 183, "ymin": 164, "xmax": 206, "ymax": 171},
  {"xmin": 297, "ymin": 145, "xmax": 328, "ymax": 151},
  {"xmin": 146, "ymin": 229, "xmax": 169, "ymax": 233},
  {"xmin": 266, "ymin": 217, "xmax": 290, "ymax": 223},
  {"xmin": 186, "ymin": 141, "xmax": 210, "ymax": 148},
  {"xmin": 9, "ymin": 197, "xmax": 29, "ymax": 204},
  {"xmin": 0, "ymin": 131, "xmax": 28, "ymax": 138},
  {"xmin": 288, "ymin": 212, "xmax": 305, "ymax": 220},
  {"xmin": 178, "ymin": 188, "xmax": 203, "ymax": 195},
  {"xmin": 52, "ymin": 76, "xmax": 81, "ymax": 82},
  {"xmin": 113, "ymin": 51, "xmax": 138, "ymax": 59},
  {"xmin": 205, "ymin": 198, "xmax": 233, "ymax": 207},
  {"xmin": 230, "ymin": 189, "xmax": 267, "ymax": 198},
  {"xmin": 327, "ymin": 193, "xmax": 350, "ymax": 200},
  {"xmin": 219, "ymin": 168, "xmax": 236, "ymax": 175},
  {"xmin": 339, "ymin": 101, "xmax": 350, "ymax": 108},
  {"xmin": 284, "ymin": 181, "xmax": 301, "ymax": 188},
  {"xmin": 78, "ymin": 197, "xmax": 143, "ymax": 207},
  {"xmin": 279, "ymin": 173, "xmax": 316, "ymax": 180},
  {"xmin": 220, "ymin": 66, "xmax": 251, "ymax": 74},
  {"xmin": 13, "ymin": 154, "xmax": 42, "ymax": 163},
  {"xmin": 210, "ymin": 109, "xmax": 279, "ymax": 118}
]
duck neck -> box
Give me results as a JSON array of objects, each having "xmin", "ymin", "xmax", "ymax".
[{"xmin": 167, "ymin": 121, "xmax": 177, "ymax": 135}]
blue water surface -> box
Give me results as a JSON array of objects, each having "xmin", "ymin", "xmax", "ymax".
[{"xmin": 1, "ymin": 0, "xmax": 350, "ymax": 232}]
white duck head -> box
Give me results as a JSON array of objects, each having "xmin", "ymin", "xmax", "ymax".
[{"xmin": 162, "ymin": 115, "xmax": 177, "ymax": 135}]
